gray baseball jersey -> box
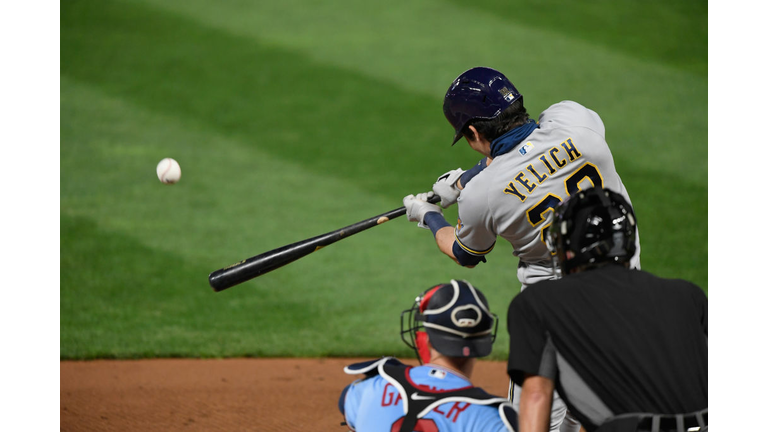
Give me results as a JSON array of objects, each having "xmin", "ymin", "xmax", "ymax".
[{"xmin": 455, "ymin": 101, "xmax": 640, "ymax": 287}]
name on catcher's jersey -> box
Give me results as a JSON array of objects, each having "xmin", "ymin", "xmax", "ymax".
[
  {"xmin": 343, "ymin": 364, "xmax": 512, "ymax": 432},
  {"xmin": 455, "ymin": 101, "xmax": 638, "ymax": 268}
]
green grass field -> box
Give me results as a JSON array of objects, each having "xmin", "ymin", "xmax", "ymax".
[{"xmin": 61, "ymin": 0, "xmax": 707, "ymax": 360}]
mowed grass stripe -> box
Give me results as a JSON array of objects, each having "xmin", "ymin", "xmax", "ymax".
[
  {"xmin": 60, "ymin": 0, "xmax": 473, "ymax": 199},
  {"xmin": 60, "ymin": 76, "xmax": 469, "ymax": 271},
  {"xmin": 61, "ymin": 214, "xmax": 326, "ymax": 358},
  {"xmin": 61, "ymin": 0, "xmax": 705, "ymax": 359},
  {"xmin": 614, "ymin": 163, "xmax": 707, "ymax": 290},
  {"xmin": 132, "ymin": 0, "xmax": 707, "ymax": 185},
  {"xmin": 61, "ymin": 75, "xmax": 401, "ymax": 264},
  {"xmin": 446, "ymin": 0, "xmax": 707, "ymax": 76},
  {"xmin": 61, "ymin": 76, "xmax": 517, "ymax": 359}
]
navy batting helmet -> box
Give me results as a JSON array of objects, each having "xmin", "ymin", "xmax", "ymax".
[
  {"xmin": 401, "ymin": 280, "xmax": 498, "ymax": 364},
  {"xmin": 443, "ymin": 67, "xmax": 523, "ymax": 145},
  {"xmin": 546, "ymin": 187, "xmax": 637, "ymax": 277}
]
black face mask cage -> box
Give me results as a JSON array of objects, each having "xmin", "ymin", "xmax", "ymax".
[
  {"xmin": 400, "ymin": 301, "xmax": 424, "ymax": 359},
  {"xmin": 489, "ymin": 311, "xmax": 500, "ymax": 344}
]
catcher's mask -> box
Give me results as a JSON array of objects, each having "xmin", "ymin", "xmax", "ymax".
[
  {"xmin": 400, "ymin": 280, "xmax": 498, "ymax": 364},
  {"xmin": 546, "ymin": 186, "xmax": 637, "ymax": 278}
]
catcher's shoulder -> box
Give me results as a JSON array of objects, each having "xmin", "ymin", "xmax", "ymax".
[{"xmin": 343, "ymin": 357, "xmax": 407, "ymax": 377}]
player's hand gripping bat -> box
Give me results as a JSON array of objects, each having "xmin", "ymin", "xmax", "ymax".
[{"xmin": 208, "ymin": 194, "xmax": 441, "ymax": 292}]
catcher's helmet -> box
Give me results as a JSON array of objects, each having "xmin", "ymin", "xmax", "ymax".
[
  {"xmin": 443, "ymin": 67, "xmax": 523, "ymax": 145},
  {"xmin": 401, "ymin": 280, "xmax": 498, "ymax": 364},
  {"xmin": 546, "ymin": 187, "xmax": 637, "ymax": 277}
]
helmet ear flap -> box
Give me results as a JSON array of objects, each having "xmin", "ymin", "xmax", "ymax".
[{"xmin": 402, "ymin": 285, "xmax": 443, "ymax": 365}]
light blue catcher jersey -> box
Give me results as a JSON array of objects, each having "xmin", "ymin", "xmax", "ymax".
[
  {"xmin": 343, "ymin": 363, "xmax": 512, "ymax": 432},
  {"xmin": 455, "ymin": 101, "xmax": 640, "ymax": 286}
]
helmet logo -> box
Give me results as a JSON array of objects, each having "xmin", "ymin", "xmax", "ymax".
[
  {"xmin": 498, "ymin": 87, "xmax": 515, "ymax": 102},
  {"xmin": 463, "ymin": 347, "xmax": 470, "ymax": 356}
]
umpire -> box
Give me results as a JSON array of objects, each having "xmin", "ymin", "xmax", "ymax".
[{"xmin": 506, "ymin": 187, "xmax": 707, "ymax": 432}]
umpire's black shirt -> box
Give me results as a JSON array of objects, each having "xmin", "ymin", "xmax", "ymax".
[{"xmin": 506, "ymin": 265, "xmax": 707, "ymax": 431}]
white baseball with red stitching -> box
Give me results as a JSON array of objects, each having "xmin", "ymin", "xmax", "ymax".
[{"xmin": 156, "ymin": 158, "xmax": 181, "ymax": 184}]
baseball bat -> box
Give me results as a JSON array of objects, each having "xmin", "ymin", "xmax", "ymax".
[{"xmin": 208, "ymin": 194, "xmax": 441, "ymax": 292}]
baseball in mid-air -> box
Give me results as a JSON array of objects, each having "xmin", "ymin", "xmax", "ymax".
[{"xmin": 156, "ymin": 158, "xmax": 182, "ymax": 184}]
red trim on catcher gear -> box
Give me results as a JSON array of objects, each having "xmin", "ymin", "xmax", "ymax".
[
  {"xmin": 419, "ymin": 285, "xmax": 442, "ymax": 313},
  {"xmin": 390, "ymin": 417, "xmax": 438, "ymax": 432},
  {"xmin": 390, "ymin": 416, "xmax": 440, "ymax": 432},
  {"xmin": 415, "ymin": 331, "xmax": 431, "ymax": 363}
]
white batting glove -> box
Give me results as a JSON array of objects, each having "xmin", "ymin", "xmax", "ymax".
[
  {"xmin": 432, "ymin": 168, "xmax": 465, "ymax": 208},
  {"xmin": 403, "ymin": 191, "xmax": 442, "ymax": 229}
]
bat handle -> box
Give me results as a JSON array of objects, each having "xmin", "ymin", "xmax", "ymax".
[
  {"xmin": 208, "ymin": 192, "xmax": 443, "ymax": 292},
  {"xmin": 386, "ymin": 192, "xmax": 441, "ymax": 220}
]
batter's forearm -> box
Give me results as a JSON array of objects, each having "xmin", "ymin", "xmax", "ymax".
[
  {"xmin": 423, "ymin": 213, "xmax": 475, "ymax": 267},
  {"xmin": 435, "ymin": 226, "xmax": 468, "ymax": 266}
]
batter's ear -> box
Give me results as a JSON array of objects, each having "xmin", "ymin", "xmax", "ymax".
[{"xmin": 466, "ymin": 125, "xmax": 482, "ymax": 143}]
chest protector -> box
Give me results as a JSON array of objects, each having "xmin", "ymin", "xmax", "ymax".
[{"xmin": 344, "ymin": 357, "xmax": 518, "ymax": 432}]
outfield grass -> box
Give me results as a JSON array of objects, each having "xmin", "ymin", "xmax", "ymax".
[{"xmin": 61, "ymin": 0, "xmax": 707, "ymax": 360}]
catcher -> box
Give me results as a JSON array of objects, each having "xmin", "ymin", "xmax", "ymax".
[{"xmin": 339, "ymin": 280, "xmax": 517, "ymax": 432}]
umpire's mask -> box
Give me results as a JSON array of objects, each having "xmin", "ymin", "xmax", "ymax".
[{"xmin": 546, "ymin": 186, "xmax": 637, "ymax": 277}]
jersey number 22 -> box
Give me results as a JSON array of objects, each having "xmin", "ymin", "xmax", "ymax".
[{"xmin": 526, "ymin": 162, "xmax": 603, "ymax": 243}]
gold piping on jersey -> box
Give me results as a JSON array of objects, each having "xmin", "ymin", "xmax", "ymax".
[
  {"xmin": 563, "ymin": 162, "xmax": 604, "ymax": 195},
  {"xmin": 526, "ymin": 193, "xmax": 565, "ymax": 228},
  {"xmin": 514, "ymin": 172, "xmax": 537, "ymax": 193},
  {"xmin": 502, "ymin": 138, "xmax": 584, "ymax": 202},
  {"xmin": 504, "ymin": 181, "xmax": 527, "ymax": 202},
  {"xmin": 526, "ymin": 164, "xmax": 548, "ymax": 183},
  {"xmin": 454, "ymin": 230, "xmax": 496, "ymax": 256},
  {"xmin": 549, "ymin": 147, "xmax": 568, "ymax": 168},
  {"xmin": 560, "ymin": 138, "xmax": 582, "ymax": 161},
  {"xmin": 539, "ymin": 155, "xmax": 557, "ymax": 174}
]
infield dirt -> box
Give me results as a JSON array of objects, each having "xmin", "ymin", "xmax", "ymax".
[{"xmin": 61, "ymin": 358, "xmax": 509, "ymax": 431}]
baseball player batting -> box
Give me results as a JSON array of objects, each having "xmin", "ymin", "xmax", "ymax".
[{"xmin": 402, "ymin": 67, "xmax": 642, "ymax": 432}]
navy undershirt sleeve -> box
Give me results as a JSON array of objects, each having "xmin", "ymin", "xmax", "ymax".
[
  {"xmin": 423, "ymin": 212, "xmax": 486, "ymax": 267},
  {"xmin": 452, "ymin": 242, "xmax": 487, "ymax": 266},
  {"xmin": 423, "ymin": 211, "xmax": 451, "ymax": 237},
  {"xmin": 459, "ymin": 157, "xmax": 488, "ymax": 186}
]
